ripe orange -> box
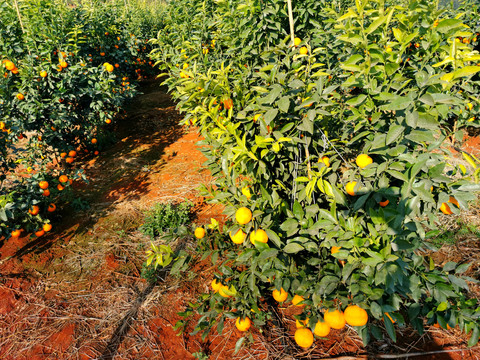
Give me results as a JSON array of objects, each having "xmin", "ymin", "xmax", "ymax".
[
  {"xmin": 345, "ymin": 181, "xmax": 357, "ymax": 196},
  {"xmin": 299, "ymin": 47, "xmax": 308, "ymax": 55},
  {"xmin": 105, "ymin": 119, "xmax": 112, "ymax": 124},
  {"xmin": 294, "ymin": 37, "xmax": 302, "ymax": 46},
  {"xmin": 39, "ymin": 181, "xmax": 49, "ymax": 189},
  {"xmin": 253, "ymin": 114, "xmax": 262, "ymax": 122},
  {"xmin": 320, "ymin": 156, "xmax": 330, "ymax": 167},
  {"xmin": 323, "ymin": 309, "xmax": 346, "ymax": 329},
  {"xmin": 106, "ymin": 64, "xmax": 114, "ymax": 72},
  {"xmin": 440, "ymin": 202, "xmax": 452, "ymax": 214},
  {"xmin": 57, "ymin": 184, "xmax": 65, "ymax": 191},
  {"xmin": 59, "ymin": 175, "xmax": 68, "ymax": 183},
  {"xmin": 66, "ymin": 157, "xmax": 74, "ymax": 164},
  {"xmin": 35, "ymin": 229, "xmax": 45, "ymax": 237},
  {"xmin": 230, "ymin": 229, "xmax": 246, "ymax": 244},
  {"xmin": 344, "ymin": 305, "xmax": 368, "ymax": 326},
  {"xmin": 11, "ymin": 229, "xmax": 22, "ymax": 238},
  {"xmin": 331, "ymin": 246, "xmax": 341, "ymax": 255},
  {"xmin": 356, "ymin": 154, "xmax": 373, "ymax": 169},
  {"xmin": 68, "ymin": 150, "xmax": 77, "ymax": 157},
  {"xmin": 42, "ymin": 189, "xmax": 50, "ymax": 196},
  {"xmin": 292, "ymin": 295, "xmax": 305, "ymax": 306},
  {"xmin": 211, "ymin": 279, "xmax": 222, "ymax": 292},
  {"xmin": 379, "ymin": 199, "xmax": 389, "ymax": 207},
  {"xmin": 16, "ymin": 93, "xmax": 24, "ymax": 100},
  {"xmin": 218, "ymin": 285, "xmax": 231, "ymax": 298},
  {"xmin": 29, "ymin": 205, "xmax": 40, "ymax": 215},
  {"xmin": 223, "ymin": 98, "xmax": 233, "ymax": 110},
  {"xmin": 235, "ymin": 207, "xmax": 252, "ymax": 224},
  {"xmin": 249, "ymin": 229, "xmax": 268, "ymax": 244},
  {"xmin": 241, "ymin": 186, "xmax": 252, "ymax": 199},
  {"xmin": 272, "ymin": 288, "xmax": 288, "ymax": 303},
  {"xmin": 448, "ymin": 196, "xmax": 459, "ymax": 207},
  {"xmin": 235, "ymin": 317, "xmax": 251, "ymax": 332},
  {"xmin": 91, "ymin": 138, "xmax": 97, "ymax": 144},
  {"xmin": 4, "ymin": 60, "xmax": 15, "ymax": 71},
  {"xmin": 94, "ymin": 151, "xmax": 99, "ymax": 156},
  {"xmin": 40, "ymin": 70, "xmax": 47, "ymax": 78},
  {"xmin": 60, "ymin": 61, "xmax": 68, "ymax": 68},
  {"xmin": 43, "ymin": 223, "xmax": 52, "ymax": 232},
  {"xmin": 48, "ymin": 203, "xmax": 56, "ymax": 212},
  {"xmin": 314, "ymin": 321, "xmax": 331, "ymax": 337},
  {"xmin": 194, "ymin": 227, "xmax": 206, "ymax": 239},
  {"xmin": 294, "ymin": 328, "xmax": 314, "ymax": 348}
]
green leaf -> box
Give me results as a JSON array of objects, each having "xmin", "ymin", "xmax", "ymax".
[
  {"xmin": 453, "ymin": 66, "xmax": 480, "ymax": 80},
  {"xmin": 435, "ymin": 19, "xmax": 464, "ymax": 34},
  {"xmin": 234, "ymin": 336, "xmax": 246, "ymax": 354},
  {"xmin": 386, "ymin": 125, "xmax": 404, "ymax": 145},
  {"xmin": 283, "ymin": 242, "xmax": 305, "ymax": 254},
  {"xmin": 277, "ymin": 96, "xmax": 290, "ymax": 112}
]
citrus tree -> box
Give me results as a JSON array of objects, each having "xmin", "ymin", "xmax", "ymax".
[
  {"xmin": 0, "ymin": 0, "xmax": 164, "ymax": 239},
  {"xmin": 149, "ymin": 0, "xmax": 480, "ymax": 349}
]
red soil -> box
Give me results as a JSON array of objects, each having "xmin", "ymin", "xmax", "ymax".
[{"xmin": 0, "ymin": 80, "xmax": 479, "ymax": 359}]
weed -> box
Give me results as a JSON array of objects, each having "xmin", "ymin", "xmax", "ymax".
[{"xmin": 139, "ymin": 201, "xmax": 192, "ymax": 238}]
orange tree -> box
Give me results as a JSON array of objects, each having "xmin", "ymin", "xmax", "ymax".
[
  {"xmin": 150, "ymin": 0, "xmax": 480, "ymax": 349},
  {"xmin": 0, "ymin": 0, "xmax": 163, "ymax": 238}
]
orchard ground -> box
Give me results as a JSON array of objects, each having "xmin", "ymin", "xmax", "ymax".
[{"xmin": 1, "ymin": 80, "xmax": 480, "ymax": 359}]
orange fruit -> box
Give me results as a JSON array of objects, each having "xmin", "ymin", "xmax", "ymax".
[
  {"xmin": 11, "ymin": 229, "xmax": 22, "ymax": 238},
  {"xmin": 292, "ymin": 295, "xmax": 305, "ymax": 306},
  {"xmin": 230, "ymin": 229, "xmax": 246, "ymax": 244},
  {"xmin": 43, "ymin": 223, "xmax": 52, "ymax": 232},
  {"xmin": 60, "ymin": 61, "xmax": 68, "ymax": 68},
  {"xmin": 440, "ymin": 200, "xmax": 454, "ymax": 215},
  {"xmin": 16, "ymin": 93, "xmax": 24, "ymax": 100},
  {"xmin": 314, "ymin": 321, "xmax": 331, "ymax": 337},
  {"xmin": 294, "ymin": 328, "xmax": 314, "ymax": 348},
  {"xmin": 57, "ymin": 184, "xmax": 64, "ymax": 191},
  {"xmin": 194, "ymin": 227, "xmax": 206, "ymax": 239},
  {"xmin": 59, "ymin": 175, "xmax": 68, "ymax": 183},
  {"xmin": 448, "ymin": 196, "xmax": 459, "ymax": 207},
  {"xmin": 39, "ymin": 181, "xmax": 49, "ymax": 189},
  {"xmin": 379, "ymin": 199, "xmax": 389, "ymax": 207},
  {"xmin": 4, "ymin": 60, "xmax": 15, "ymax": 71},
  {"xmin": 106, "ymin": 64, "xmax": 114, "ymax": 72},
  {"xmin": 294, "ymin": 37, "xmax": 302, "ymax": 46},
  {"xmin": 94, "ymin": 151, "xmax": 99, "ymax": 156},
  {"xmin": 42, "ymin": 189, "xmax": 50, "ymax": 196},
  {"xmin": 29, "ymin": 205, "xmax": 40, "ymax": 215},
  {"xmin": 241, "ymin": 186, "xmax": 252, "ymax": 199},
  {"xmin": 272, "ymin": 288, "xmax": 288, "ymax": 302},
  {"xmin": 385, "ymin": 312, "xmax": 396, "ymax": 323},
  {"xmin": 299, "ymin": 47, "xmax": 308, "ymax": 55},
  {"xmin": 235, "ymin": 317, "xmax": 251, "ymax": 332},
  {"xmin": 35, "ymin": 229, "xmax": 45, "ymax": 237},
  {"xmin": 345, "ymin": 181, "xmax": 357, "ymax": 196},
  {"xmin": 211, "ymin": 279, "xmax": 222, "ymax": 292},
  {"xmin": 253, "ymin": 114, "xmax": 262, "ymax": 122},
  {"xmin": 356, "ymin": 154, "xmax": 373, "ymax": 169},
  {"xmin": 105, "ymin": 119, "xmax": 112, "ymax": 124},
  {"xmin": 66, "ymin": 157, "xmax": 74, "ymax": 164},
  {"xmin": 40, "ymin": 70, "xmax": 47, "ymax": 78},
  {"xmin": 60, "ymin": 152, "xmax": 67, "ymax": 158},
  {"xmin": 218, "ymin": 285, "xmax": 231, "ymax": 298},
  {"xmin": 48, "ymin": 203, "xmax": 56, "ymax": 212},
  {"xmin": 344, "ymin": 305, "xmax": 368, "ymax": 326},
  {"xmin": 320, "ymin": 156, "xmax": 330, "ymax": 167},
  {"xmin": 68, "ymin": 150, "xmax": 77, "ymax": 157},
  {"xmin": 323, "ymin": 309, "xmax": 346, "ymax": 329},
  {"xmin": 223, "ymin": 98, "xmax": 233, "ymax": 110},
  {"xmin": 91, "ymin": 138, "xmax": 97, "ymax": 144},
  {"xmin": 235, "ymin": 207, "xmax": 252, "ymax": 224},
  {"xmin": 331, "ymin": 246, "xmax": 341, "ymax": 255},
  {"xmin": 249, "ymin": 229, "xmax": 268, "ymax": 244}
]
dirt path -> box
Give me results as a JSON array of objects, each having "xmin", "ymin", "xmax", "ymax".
[
  {"xmin": 0, "ymin": 80, "xmax": 232, "ymax": 360},
  {"xmin": 1, "ymin": 81, "xmax": 480, "ymax": 360}
]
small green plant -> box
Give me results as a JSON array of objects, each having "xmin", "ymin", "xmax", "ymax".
[
  {"xmin": 139, "ymin": 201, "xmax": 192, "ymax": 238},
  {"xmin": 192, "ymin": 352, "xmax": 209, "ymax": 360}
]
